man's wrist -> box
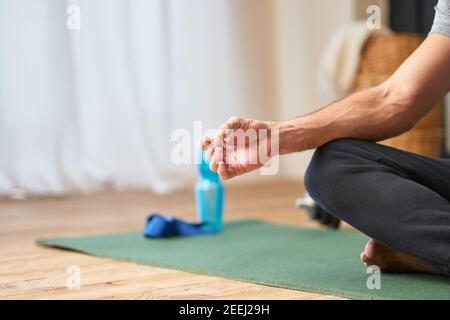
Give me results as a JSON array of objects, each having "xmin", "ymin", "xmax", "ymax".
[
  {"xmin": 265, "ymin": 120, "xmax": 298, "ymax": 155},
  {"xmin": 277, "ymin": 120, "xmax": 301, "ymax": 155},
  {"xmin": 275, "ymin": 117, "xmax": 334, "ymax": 155}
]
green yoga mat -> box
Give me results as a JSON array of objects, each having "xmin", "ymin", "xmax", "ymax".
[{"xmin": 37, "ymin": 219, "xmax": 450, "ymax": 300}]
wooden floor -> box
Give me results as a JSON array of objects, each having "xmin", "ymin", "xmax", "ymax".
[{"xmin": 0, "ymin": 180, "xmax": 349, "ymax": 300}]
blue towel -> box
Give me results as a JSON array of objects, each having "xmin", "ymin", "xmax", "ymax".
[{"xmin": 143, "ymin": 214, "xmax": 212, "ymax": 238}]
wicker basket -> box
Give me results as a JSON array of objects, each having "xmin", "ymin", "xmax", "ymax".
[{"xmin": 351, "ymin": 33, "xmax": 443, "ymax": 157}]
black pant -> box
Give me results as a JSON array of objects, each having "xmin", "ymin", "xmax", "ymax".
[{"xmin": 304, "ymin": 138, "xmax": 450, "ymax": 274}]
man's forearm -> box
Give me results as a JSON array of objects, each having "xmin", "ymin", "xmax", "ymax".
[
  {"xmin": 276, "ymin": 34, "xmax": 450, "ymax": 155},
  {"xmin": 276, "ymin": 83, "xmax": 416, "ymax": 154}
]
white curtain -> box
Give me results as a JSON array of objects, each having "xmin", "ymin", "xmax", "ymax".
[{"xmin": 0, "ymin": 0, "xmax": 270, "ymax": 196}]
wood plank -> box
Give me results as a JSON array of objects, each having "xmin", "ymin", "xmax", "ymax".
[{"xmin": 0, "ymin": 180, "xmax": 348, "ymax": 300}]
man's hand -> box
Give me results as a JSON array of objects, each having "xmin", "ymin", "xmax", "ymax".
[
  {"xmin": 201, "ymin": 35, "xmax": 450, "ymax": 181},
  {"xmin": 201, "ymin": 117, "xmax": 279, "ymax": 180}
]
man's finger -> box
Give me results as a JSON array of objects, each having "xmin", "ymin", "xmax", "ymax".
[
  {"xmin": 200, "ymin": 136, "xmax": 211, "ymax": 150},
  {"xmin": 215, "ymin": 116, "xmax": 244, "ymax": 141},
  {"xmin": 205, "ymin": 142, "xmax": 215, "ymax": 162},
  {"xmin": 218, "ymin": 162, "xmax": 232, "ymax": 180},
  {"xmin": 209, "ymin": 137, "xmax": 225, "ymax": 172},
  {"xmin": 209, "ymin": 155, "xmax": 219, "ymax": 172}
]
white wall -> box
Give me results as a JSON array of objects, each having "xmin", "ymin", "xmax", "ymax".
[
  {"xmin": 229, "ymin": 0, "xmax": 277, "ymax": 122},
  {"xmin": 274, "ymin": 0, "xmax": 355, "ymax": 180}
]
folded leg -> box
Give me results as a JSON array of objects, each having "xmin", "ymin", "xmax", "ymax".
[{"xmin": 305, "ymin": 139, "xmax": 450, "ymax": 274}]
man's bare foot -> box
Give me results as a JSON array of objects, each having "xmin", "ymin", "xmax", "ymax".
[{"xmin": 360, "ymin": 239, "xmax": 443, "ymax": 274}]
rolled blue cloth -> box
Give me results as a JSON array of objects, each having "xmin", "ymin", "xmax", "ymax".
[{"xmin": 143, "ymin": 214, "xmax": 212, "ymax": 238}]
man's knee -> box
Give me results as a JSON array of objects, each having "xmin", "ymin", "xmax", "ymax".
[{"xmin": 304, "ymin": 139, "xmax": 362, "ymax": 208}]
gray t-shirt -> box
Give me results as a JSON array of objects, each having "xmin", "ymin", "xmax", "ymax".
[{"xmin": 430, "ymin": 0, "xmax": 450, "ymax": 37}]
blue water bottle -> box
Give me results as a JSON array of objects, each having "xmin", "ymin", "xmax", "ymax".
[{"xmin": 196, "ymin": 151, "xmax": 224, "ymax": 233}]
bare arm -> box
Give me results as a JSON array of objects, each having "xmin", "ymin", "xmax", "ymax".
[
  {"xmin": 278, "ymin": 34, "xmax": 450, "ymax": 154},
  {"xmin": 203, "ymin": 34, "xmax": 450, "ymax": 180}
]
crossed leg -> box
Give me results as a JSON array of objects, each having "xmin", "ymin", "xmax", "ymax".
[{"xmin": 305, "ymin": 139, "xmax": 450, "ymax": 275}]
